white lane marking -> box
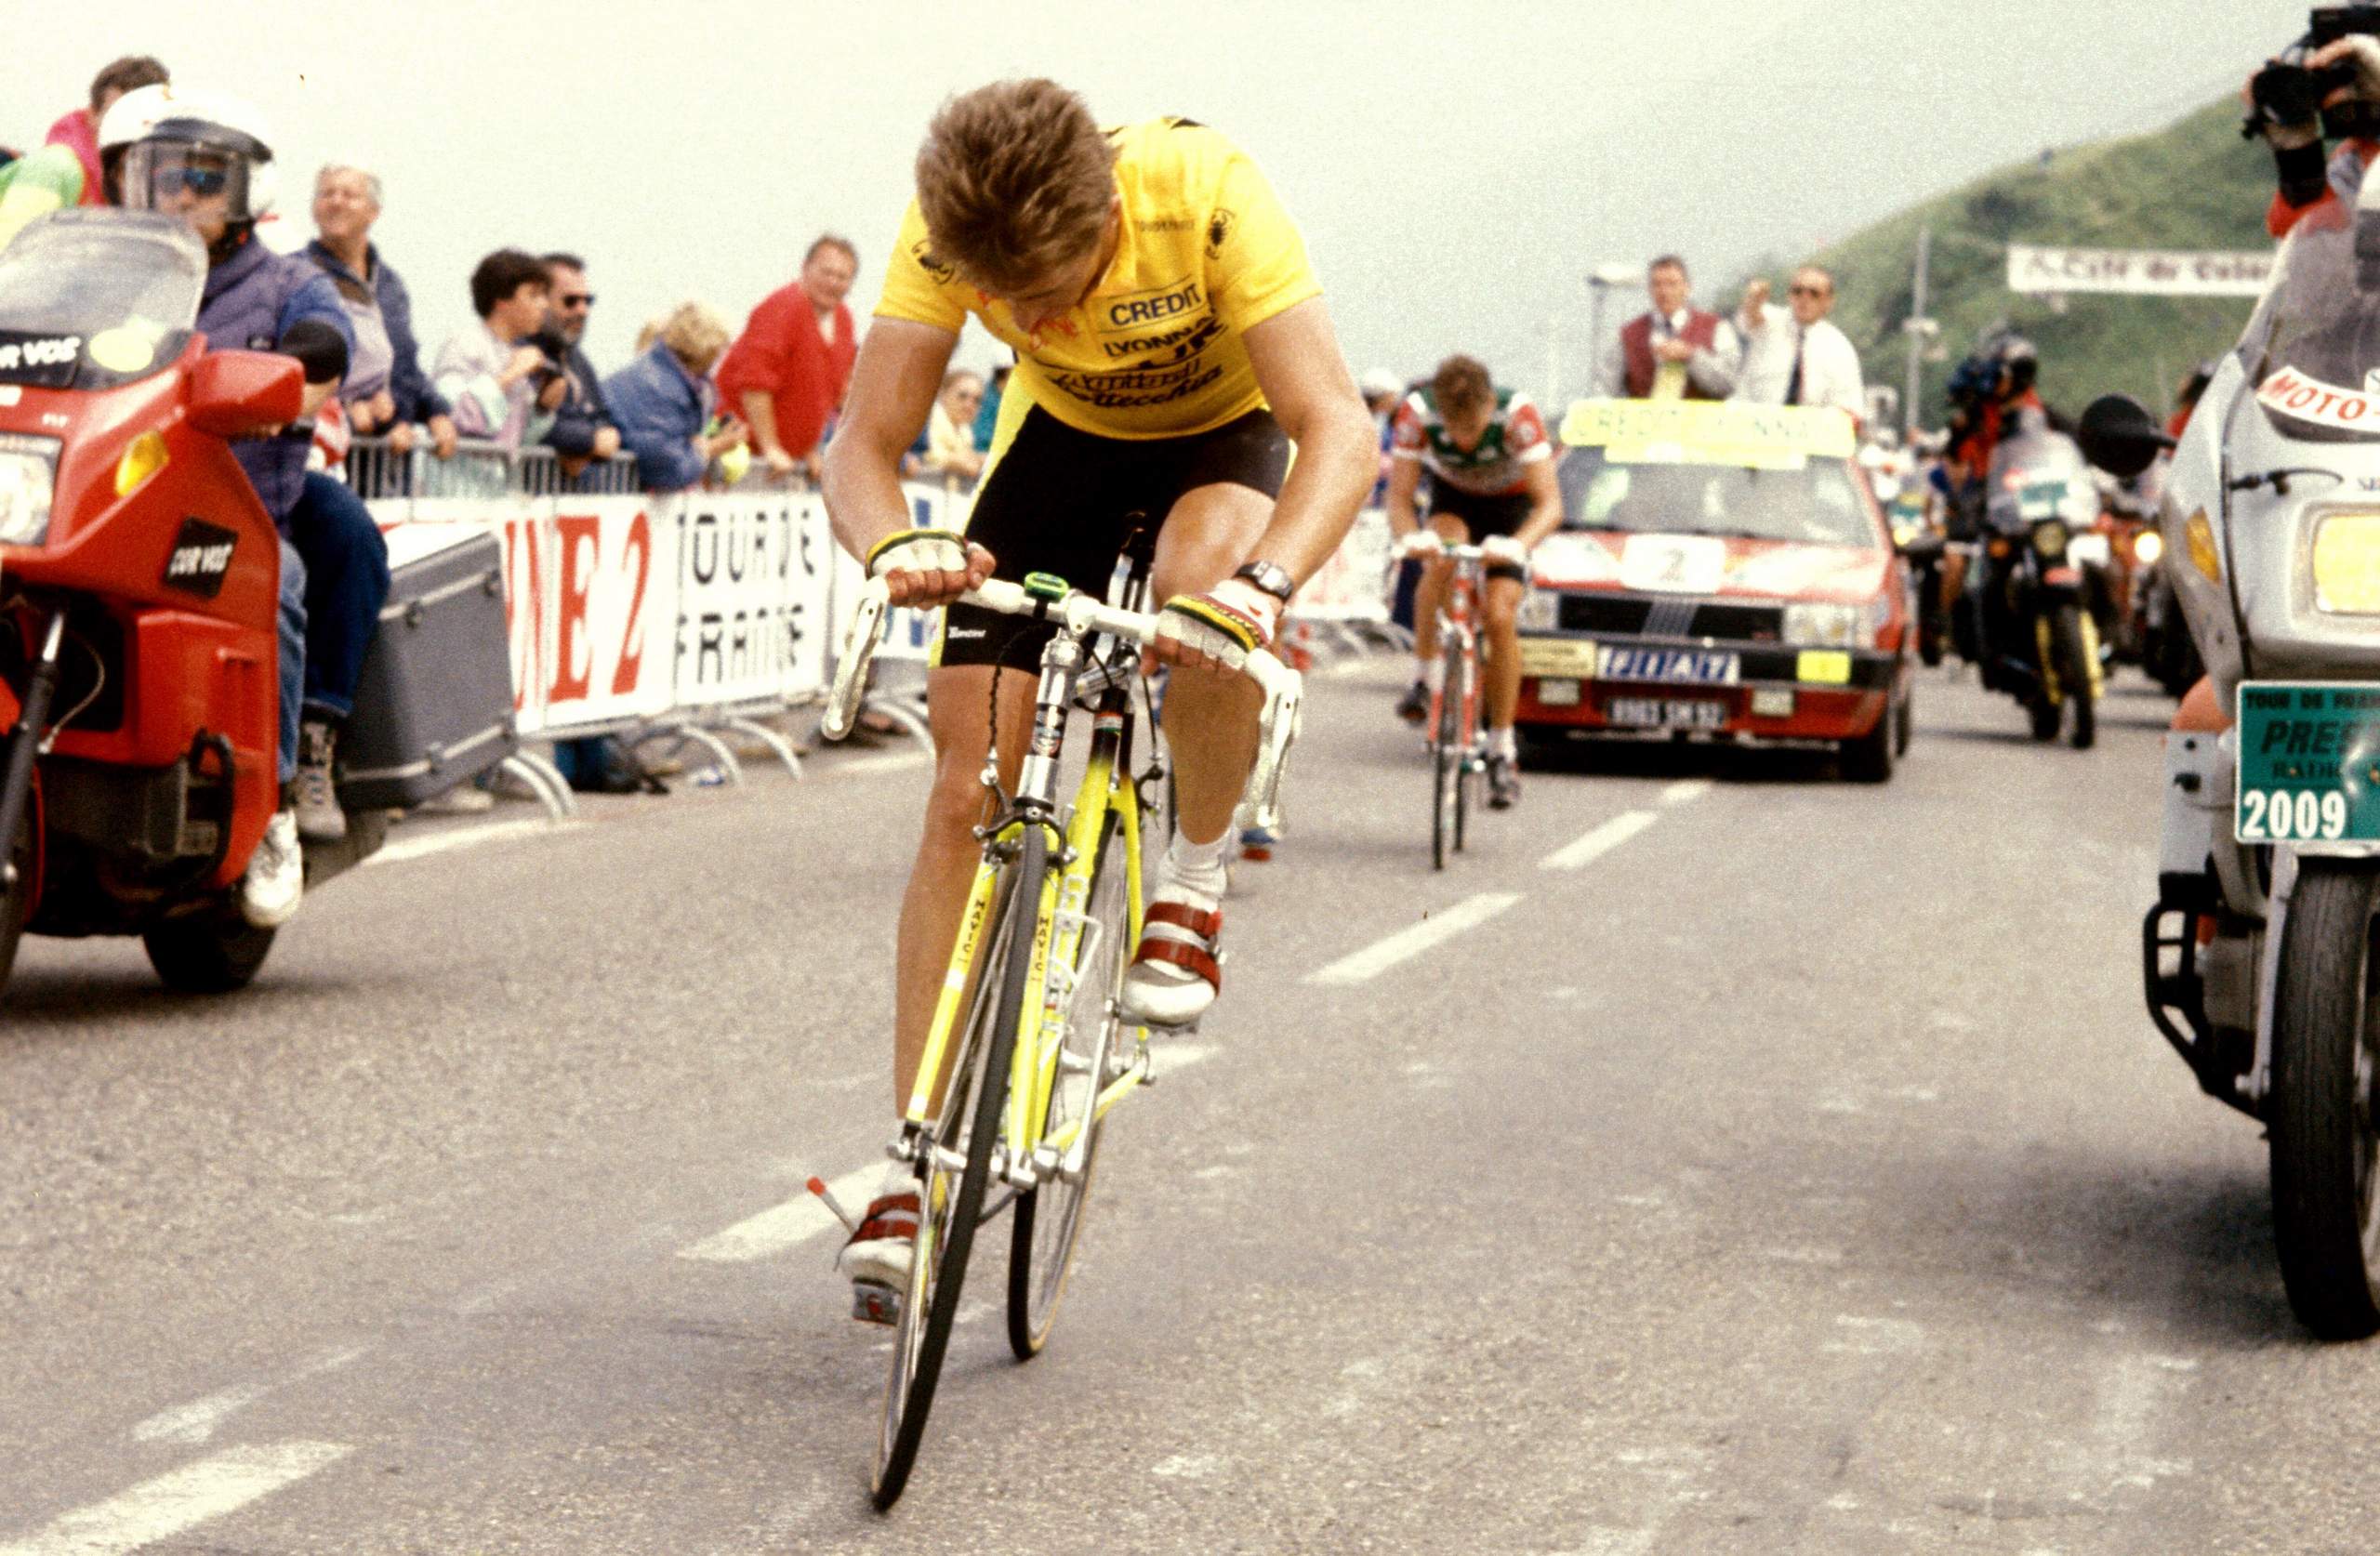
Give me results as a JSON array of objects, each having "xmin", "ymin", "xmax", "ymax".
[
  {"xmin": 678, "ymin": 1165, "xmax": 880, "ymax": 1264},
  {"xmin": 1824, "ymin": 1314, "xmax": 1928, "ymax": 1355},
  {"xmin": 1149, "ymin": 1453, "xmax": 1221, "ymax": 1479},
  {"xmin": 366, "ymin": 818, "xmax": 586, "ymax": 867},
  {"xmin": 1540, "ymin": 811, "xmax": 1657, "ymax": 871},
  {"xmin": 1304, "ymin": 892, "xmax": 1523, "ymax": 986},
  {"xmin": 1659, "ymin": 778, "xmax": 1714, "ymax": 807},
  {"xmin": 132, "ymin": 1349, "xmax": 370, "ymax": 1446},
  {"xmin": 833, "ymin": 752, "xmax": 932, "ymax": 777},
  {"xmin": 0, "ymin": 1441, "xmax": 351, "ymax": 1556},
  {"xmin": 2063, "ymin": 1354, "xmax": 2195, "ymax": 1494}
]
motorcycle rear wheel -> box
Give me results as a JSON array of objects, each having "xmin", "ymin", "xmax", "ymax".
[
  {"xmin": 143, "ymin": 903, "xmax": 277, "ymax": 995},
  {"xmin": 2269, "ymin": 861, "xmax": 2380, "ymax": 1340}
]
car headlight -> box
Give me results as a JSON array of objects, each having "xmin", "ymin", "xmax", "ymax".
[
  {"xmin": 1783, "ymin": 601, "xmax": 1860, "ymax": 646},
  {"xmin": 2065, "ymin": 532, "xmax": 2110, "ymax": 567},
  {"xmin": 1517, "ymin": 586, "xmax": 1559, "ymax": 632},
  {"xmin": 2030, "ymin": 519, "xmax": 2069, "ymax": 559},
  {"xmin": 2312, "ymin": 511, "xmax": 2380, "ymax": 613},
  {"xmin": 0, "ymin": 434, "xmax": 60, "ymax": 547},
  {"xmin": 2133, "ymin": 529, "xmax": 2164, "ymax": 568}
]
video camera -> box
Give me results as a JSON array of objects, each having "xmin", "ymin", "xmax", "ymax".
[{"xmin": 2247, "ymin": 6, "xmax": 2380, "ymax": 140}]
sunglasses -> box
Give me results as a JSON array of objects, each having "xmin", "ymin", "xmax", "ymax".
[
  {"xmin": 153, "ymin": 165, "xmax": 230, "ymax": 197},
  {"xmin": 557, "ymin": 293, "xmax": 596, "ymax": 309}
]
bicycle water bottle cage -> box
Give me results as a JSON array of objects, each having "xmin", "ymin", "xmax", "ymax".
[{"xmin": 1023, "ymin": 572, "xmax": 1069, "ymax": 604}]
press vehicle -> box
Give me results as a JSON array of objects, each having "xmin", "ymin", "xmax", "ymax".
[
  {"xmin": 0, "ymin": 210, "xmax": 509, "ymax": 1001},
  {"xmin": 2083, "ymin": 165, "xmax": 2380, "ymax": 1338},
  {"xmin": 1514, "ymin": 399, "xmax": 1914, "ymax": 781}
]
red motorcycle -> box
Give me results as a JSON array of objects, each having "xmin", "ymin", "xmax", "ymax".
[{"xmin": 0, "ymin": 211, "xmax": 395, "ymax": 996}]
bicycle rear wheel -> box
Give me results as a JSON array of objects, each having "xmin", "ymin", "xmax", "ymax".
[
  {"xmin": 1009, "ymin": 811, "xmax": 1131, "ymax": 1359},
  {"xmin": 873, "ymin": 826, "xmax": 1048, "ymax": 1510}
]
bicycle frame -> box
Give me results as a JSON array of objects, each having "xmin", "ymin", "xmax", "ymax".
[
  {"xmin": 1428, "ymin": 549, "xmax": 1489, "ymax": 760},
  {"xmin": 900, "ymin": 612, "xmax": 1151, "ymax": 1194}
]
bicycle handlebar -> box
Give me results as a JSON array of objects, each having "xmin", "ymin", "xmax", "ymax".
[{"xmin": 821, "ymin": 576, "xmax": 1305, "ymax": 824}]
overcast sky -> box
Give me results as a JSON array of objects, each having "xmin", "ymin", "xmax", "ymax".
[{"xmin": 1, "ymin": 1, "xmax": 2307, "ymax": 404}]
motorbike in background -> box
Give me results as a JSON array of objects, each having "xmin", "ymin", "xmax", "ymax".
[
  {"xmin": 2082, "ymin": 162, "xmax": 2380, "ymax": 1338},
  {"xmin": 1963, "ymin": 421, "xmax": 2106, "ymax": 749}
]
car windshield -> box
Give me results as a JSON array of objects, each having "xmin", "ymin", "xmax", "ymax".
[
  {"xmin": 2241, "ymin": 205, "xmax": 2380, "ymax": 442},
  {"xmin": 0, "ymin": 210, "xmax": 205, "ymax": 388},
  {"xmin": 1556, "ymin": 445, "xmax": 1879, "ymax": 548}
]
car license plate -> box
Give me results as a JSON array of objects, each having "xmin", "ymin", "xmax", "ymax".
[
  {"xmin": 2236, "ymin": 681, "xmax": 2380, "ymax": 841},
  {"xmin": 1606, "ymin": 696, "xmax": 1728, "ymax": 730}
]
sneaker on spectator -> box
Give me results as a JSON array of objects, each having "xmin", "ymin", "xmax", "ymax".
[{"xmin": 239, "ymin": 810, "xmax": 303, "ymax": 929}]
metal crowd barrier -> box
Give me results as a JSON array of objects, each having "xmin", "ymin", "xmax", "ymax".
[{"xmin": 342, "ymin": 436, "xmax": 636, "ymax": 500}]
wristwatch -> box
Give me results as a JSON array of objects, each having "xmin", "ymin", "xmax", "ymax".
[{"xmin": 1232, "ymin": 560, "xmax": 1297, "ymax": 605}]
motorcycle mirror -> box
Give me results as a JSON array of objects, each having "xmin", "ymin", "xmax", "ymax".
[
  {"xmin": 188, "ymin": 349, "xmax": 305, "ymax": 439},
  {"xmin": 2076, "ymin": 394, "xmax": 2174, "ymax": 481}
]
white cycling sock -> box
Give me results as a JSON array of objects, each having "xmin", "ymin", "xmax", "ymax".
[
  {"xmin": 1160, "ymin": 827, "xmax": 1230, "ymax": 910},
  {"xmin": 879, "ymin": 1161, "xmax": 917, "ymax": 1200},
  {"xmin": 1488, "ymin": 726, "xmax": 1517, "ymax": 760},
  {"xmin": 1421, "ymin": 657, "xmax": 1445, "ymax": 693}
]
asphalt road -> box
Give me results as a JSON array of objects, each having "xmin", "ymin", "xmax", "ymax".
[{"xmin": 4, "ymin": 657, "xmax": 2374, "ymax": 1554}]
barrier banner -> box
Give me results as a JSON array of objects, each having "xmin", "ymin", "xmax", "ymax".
[
  {"xmin": 2006, "ymin": 244, "xmax": 2271, "ymax": 297},
  {"xmin": 671, "ymin": 490, "xmax": 835, "ymax": 708},
  {"xmin": 1290, "ymin": 507, "xmax": 1394, "ymax": 622},
  {"xmin": 546, "ymin": 495, "xmax": 676, "ymax": 731}
]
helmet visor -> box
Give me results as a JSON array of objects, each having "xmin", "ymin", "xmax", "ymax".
[{"xmin": 120, "ymin": 141, "xmax": 254, "ymax": 225}]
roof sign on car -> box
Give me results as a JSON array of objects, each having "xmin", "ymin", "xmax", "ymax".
[{"xmin": 1558, "ymin": 398, "xmax": 1857, "ymax": 465}]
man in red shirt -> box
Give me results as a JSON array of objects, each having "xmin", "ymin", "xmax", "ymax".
[{"xmin": 715, "ymin": 234, "xmax": 860, "ymax": 481}]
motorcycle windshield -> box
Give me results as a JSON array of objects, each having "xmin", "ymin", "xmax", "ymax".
[
  {"xmin": 0, "ymin": 210, "xmax": 205, "ymax": 390},
  {"xmin": 1985, "ymin": 427, "xmax": 2101, "ymax": 533},
  {"xmin": 1556, "ymin": 447, "xmax": 1877, "ymax": 547},
  {"xmin": 2241, "ymin": 208, "xmax": 2380, "ymax": 442}
]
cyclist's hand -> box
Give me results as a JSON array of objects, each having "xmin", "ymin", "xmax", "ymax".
[
  {"xmin": 1393, "ymin": 530, "xmax": 1444, "ymax": 561},
  {"xmin": 866, "ymin": 527, "xmax": 994, "ymax": 608},
  {"xmin": 1481, "ymin": 534, "xmax": 1529, "ymax": 571},
  {"xmin": 1153, "ymin": 579, "xmax": 1278, "ymax": 676},
  {"xmin": 2310, "ymin": 35, "xmax": 2380, "ymax": 103}
]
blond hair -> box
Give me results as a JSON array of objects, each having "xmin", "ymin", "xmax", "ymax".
[
  {"xmin": 655, "ymin": 302, "xmax": 730, "ymax": 374},
  {"xmin": 915, "ymin": 79, "xmax": 1117, "ymax": 294}
]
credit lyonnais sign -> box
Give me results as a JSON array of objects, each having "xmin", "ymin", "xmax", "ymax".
[
  {"xmin": 2006, "ymin": 244, "xmax": 2271, "ymax": 298},
  {"xmin": 2237, "ymin": 681, "xmax": 2380, "ymax": 842}
]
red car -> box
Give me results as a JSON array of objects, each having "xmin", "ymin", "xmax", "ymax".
[{"xmin": 1514, "ymin": 400, "xmax": 1915, "ymax": 781}]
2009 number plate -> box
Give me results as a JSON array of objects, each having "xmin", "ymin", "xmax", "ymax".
[{"xmin": 2236, "ymin": 681, "xmax": 2380, "ymax": 841}]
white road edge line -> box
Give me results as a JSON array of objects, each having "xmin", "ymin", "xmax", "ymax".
[
  {"xmin": 0, "ymin": 1441, "xmax": 352, "ymax": 1556},
  {"xmin": 366, "ymin": 817, "xmax": 588, "ymax": 868},
  {"xmin": 131, "ymin": 1346, "xmax": 371, "ymax": 1447},
  {"xmin": 1305, "ymin": 892, "xmax": 1523, "ymax": 987},
  {"xmin": 1540, "ymin": 811, "xmax": 1659, "ymax": 872},
  {"xmin": 832, "ymin": 751, "xmax": 932, "ymax": 777},
  {"xmin": 679, "ymin": 1165, "xmax": 882, "ymax": 1264},
  {"xmin": 1659, "ymin": 778, "xmax": 1714, "ymax": 808}
]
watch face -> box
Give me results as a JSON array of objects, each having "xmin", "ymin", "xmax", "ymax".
[{"xmin": 1237, "ymin": 561, "xmax": 1294, "ymax": 601}]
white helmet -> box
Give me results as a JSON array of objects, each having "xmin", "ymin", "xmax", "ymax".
[{"xmin": 105, "ymin": 85, "xmax": 279, "ymax": 226}]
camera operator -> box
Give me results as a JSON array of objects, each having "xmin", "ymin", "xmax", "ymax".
[{"xmin": 2247, "ymin": 11, "xmax": 2380, "ymax": 238}]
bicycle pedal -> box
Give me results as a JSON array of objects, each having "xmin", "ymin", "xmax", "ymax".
[{"xmin": 851, "ymin": 1281, "xmax": 902, "ymax": 1327}]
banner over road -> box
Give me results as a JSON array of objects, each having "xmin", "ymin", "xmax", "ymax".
[{"xmin": 2006, "ymin": 244, "xmax": 2271, "ymax": 298}]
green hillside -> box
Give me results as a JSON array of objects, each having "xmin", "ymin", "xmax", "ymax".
[{"xmin": 1805, "ymin": 99, "xmax": 2273, "ymax": 427}]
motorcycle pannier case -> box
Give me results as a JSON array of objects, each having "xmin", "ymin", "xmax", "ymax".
[{"xmin": 338, "ymin": 524, "xmax": 518, "ymax": 810}]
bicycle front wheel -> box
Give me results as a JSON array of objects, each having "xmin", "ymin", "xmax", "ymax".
[
  {"xmin": 874, "ymin": 826, "xmax": 1048, "ymax": 1510},
  {"xmin": 1431, "ymin": 643, "xmax": 1462, "ymax": 871},
  {"xmin": 1453, "ymin": 647, "xmax": 1475, "ymax": 854},
  {"xmin": 1009, "ymin": 811, "xmax": 1131, "ymax": 1359}
]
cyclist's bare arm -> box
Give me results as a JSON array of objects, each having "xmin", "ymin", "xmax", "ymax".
[
  {"xmin": 822, "ymin": 318, "xmax": 993, "ymax": 606},
  {"xmin": 1240, "ymin": 297, "xmax": 1377, "ymax": 581},
  {"xmin": 1514, "ymin": 459, "xmax": 1564, "ymax": 550},
  {"xmin": 1383, "ymin": 454, "xmax": 1424, "ymax": 537}
]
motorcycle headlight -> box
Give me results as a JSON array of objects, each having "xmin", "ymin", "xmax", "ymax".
[
  {"xmin": 2312, "ymin": 511, "xmax": 2380, "ymax": 613},
  {"xmin": 1517, "ymin": 586, "xmax": 1559, "ymax": 632},
  {"xmin": 2133, "ymin": 529, "xmax": 2164, "ymax": 568},
  {"xmin": 0, "ymin": 434, "xmax": 60, "ymax": 547},
  {"xmin": 1783, "ymin": 601, "xmax": 1860, "ymax": 647},
  {"xmin": 2030, "ymin": 520, "xmax": 2069, "ymax": 559}
]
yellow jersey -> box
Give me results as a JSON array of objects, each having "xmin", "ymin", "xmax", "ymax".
[{"xmin": 873, "ymin": 117, "xmax": 1323, "ymax": 441}]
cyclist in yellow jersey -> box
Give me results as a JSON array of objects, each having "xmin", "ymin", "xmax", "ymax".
[{"xmin": 821, "ymin": 80, "xmax": 1374, "ymax": 1296}]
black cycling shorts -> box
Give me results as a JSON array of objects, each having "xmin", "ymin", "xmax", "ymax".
[
  {"xmin": 935, "ymin": 403, "xmax": 1291, "ymax": 669},
  {"xmin": 1425, "ymin": 481, "xmax": 1532, "ymax": 542}
]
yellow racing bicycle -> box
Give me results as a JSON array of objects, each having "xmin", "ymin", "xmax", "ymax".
[{"xmin": 822, "ymin": 554, "xmax": 1301, "ymax": 1508}]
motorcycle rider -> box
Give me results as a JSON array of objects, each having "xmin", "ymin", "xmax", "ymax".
[
  {"xmin": 101, "ymin": 87, "xmax": 358, "ymax": 924},
  {"xmin": 1938, "ymin": 333, "xmax": 2047, "ymax": 665}
]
